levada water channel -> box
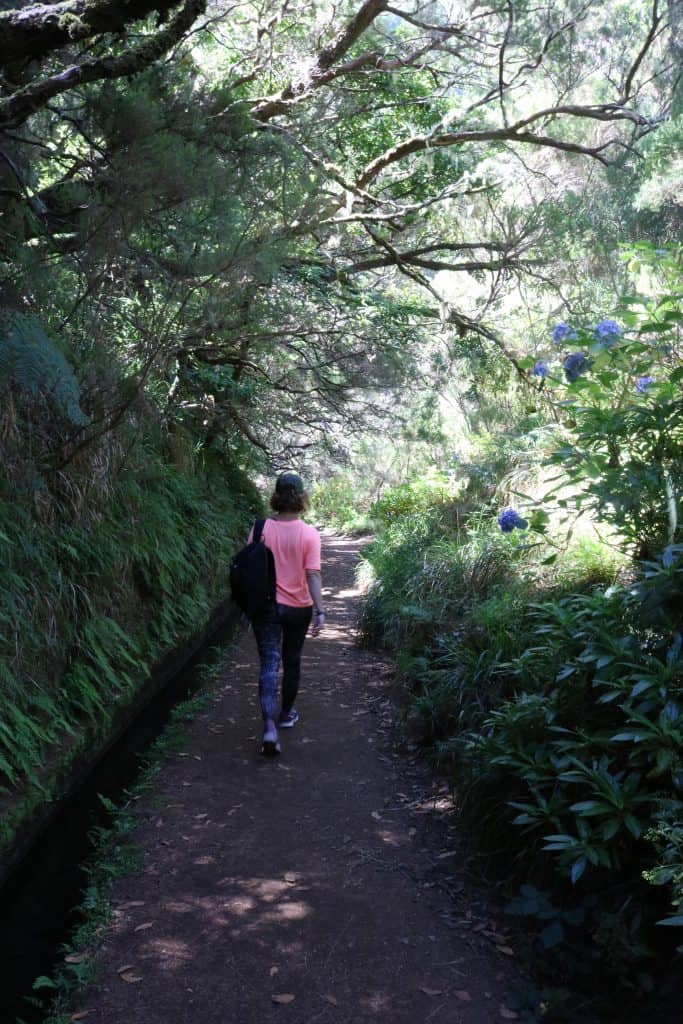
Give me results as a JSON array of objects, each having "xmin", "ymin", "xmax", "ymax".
[{"xmin": 0, "ymin": 611, "xmax": 236, "ymax": 1024}]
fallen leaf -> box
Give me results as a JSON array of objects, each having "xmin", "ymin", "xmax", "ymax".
[
  {"xmin": 419, "ymin": 986, "xmax": 443, "ymax": 996},
  {"xmin": 134, "ymin": 921, "xmax": 154, "ymax": 932},
  {"xmin": 371, "ymin": 811, "xmax": 382, "ymax": 821},
  {"xmin": 437, "ymin": 850, "xmax": 458, "ymax": 859},
  {"xmin": 116, "ymin": 964, "xmax": 134, "ymax": 974},
  {"xmin": 271, "ymin": 993, "xmax": 296, "ymax": 1004},
  {"xmin": 284, "ymin": 872, "xmax": 297, "ymax": 884},
  {"xmin": 322, "ymin": 994, "xmax": 339, "ymax": 1006},
  {"xmin": 496, "ymin": 945, "xmax": 515, "ymax": 956},
  {"xmin": 70, "ymin": 1012, "xmax": 95, "ymax": 1021},
  {"xmin": 64, "ymin": 954, "xmax": 86, "ymax": 964},
  {"xmin": 499, "ymin": 1008, "xmax": 519, "ymax": 1020},
  {"xmin": 269, "ymin": 966, "xmax": 279, "ymax": 977},
  {"xmin": 120, "ymin": 971, "xmax": 143, "ymax": 983},
  {"xmin": 455, "ymin": 990, "xmax": 472, "ymax": 1001}
]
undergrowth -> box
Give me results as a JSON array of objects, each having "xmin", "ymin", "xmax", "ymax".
[
  {"xmin": 359, "ymin": 481, "xmax": 683, "ymax": 1017},
  {"xmin": 0, "ymin": 412, "xmax": 260, "ymax": 860}
]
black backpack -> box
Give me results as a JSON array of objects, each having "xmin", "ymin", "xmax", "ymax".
[{"xmin": 229, "ymin": 519, "xmax": 276, "ymax": 619}]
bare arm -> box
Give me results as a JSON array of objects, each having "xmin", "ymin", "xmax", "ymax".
[{"xmin": 306, "ymin": 570, "xmax": 325, "ymax": 635}]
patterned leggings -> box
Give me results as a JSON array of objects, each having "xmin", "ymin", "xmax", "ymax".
[{"xmin": 252, "ymin": 603, "xmax": 313, "ymax": 721}]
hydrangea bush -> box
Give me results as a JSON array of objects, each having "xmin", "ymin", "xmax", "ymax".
[
  {"xmin": 510, "ymin": 272, "xmax": 683, "ymax": 557},
  {"xmin": 498, "ymin": 507, "xmax": 528, "ymax": 533}
]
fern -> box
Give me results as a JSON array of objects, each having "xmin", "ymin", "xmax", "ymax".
[{"xmin": 0, "ymin": 311, "xmax": 89, "ymax": 427}]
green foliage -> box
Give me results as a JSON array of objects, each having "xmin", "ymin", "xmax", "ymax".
[
  {"xmin": 645, "ymin": 812, "xmax": 683, "ymax": 936},
  {"xmin": 634, "ymin": 116, "xmax": 683, "ymax": 214},
  {"xmin": 521, "ymin": 249, "xmax": 683, "ymax": 557},
  {"xmin": 459, "ymin": 576, "xmax": 682, "ymax": 873},
  {"xmin": 0, "ymin": 312, "xmax": 88, "ymax": 427},
  {"xmin": 370, "ymin": 472, "xmax": 456, "ymax": 526},
  {"xmin": 311, "ymin": 475, "xmax": 360, "ymax": 531},
  {"xmin": 361, "ymin": 449, "xmax": 683, "ymax": 1000},
  {"xmin": 0, "ymin": 426, "xmax": 258, "ymax": 852}
]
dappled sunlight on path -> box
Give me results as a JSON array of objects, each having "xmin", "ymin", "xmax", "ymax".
[{"xmin": 75, "ymin": 533, "xmax": 515, "ymax": 1023}]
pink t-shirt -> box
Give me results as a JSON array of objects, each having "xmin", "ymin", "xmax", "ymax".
[{"xmin": 249, "ymin": 518, "xmax": 321, "ymax": 608}]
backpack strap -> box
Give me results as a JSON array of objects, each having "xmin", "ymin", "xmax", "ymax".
[{"xmin": 252, "ymin": 518, "xmax": 266, "ymax": 544}]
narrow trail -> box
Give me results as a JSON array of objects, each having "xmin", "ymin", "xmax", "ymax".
[{"xmin": 75, "ymin": 535, "xmax": 518, "ymax": 1023}]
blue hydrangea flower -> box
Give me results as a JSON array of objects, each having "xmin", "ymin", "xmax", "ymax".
[
  {"xmin": 635, "ymin": 375, "xmax": 655, "ymax": 394},
  {"xmin": 532, "ymin": 360, "xmax": 549, "ymax": 378},
  {"xmin": 563, "ymin": 351, "xmax": 589, "ymax": 382},
  {"xmin": 552, "ymin": 322, "xmax": 577, "ymax": 344},
  {"xmin": 498, "ymin": 508, "xmax": 528, "ymax": 533},
  {"xmin": 594, "ymin": 318, "xmax": 621, "ymax": 344}
]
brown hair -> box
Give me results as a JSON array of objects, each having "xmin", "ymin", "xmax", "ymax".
[{"xmin": 270, "ymin": 489, "xmax": 310, "ymax": 514}]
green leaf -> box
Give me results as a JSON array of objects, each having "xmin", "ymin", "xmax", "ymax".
[
  {"xmin": 571, "ymin": 857, "xmax": 588, "ymax": 884},
  {"xmin": 570, "ymin": 800, "xmax": 613, "ymax": 816},
  {"xmin": 32, "ymin": 976, "xmax": 58, "ymax": 990}
]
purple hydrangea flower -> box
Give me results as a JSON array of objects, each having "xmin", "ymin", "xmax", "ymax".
[
  {"xmin": 594, "ymin": 318, "xmax": 621, "ymax": 345},
  {"xmin": 533, "ymin": 360, "xmax": 549, "ymax": 378},
  {"xmin": 563, "ymin": 351, "xmax": 589, "ymax": 382},
  {"xmin": 498, "ymin": 508, "xmax": 528, "ymax": 533},
  {"xmin": 552, "ymin": 322, "xmax": 577, "ymax": 344},
  {"xmin": 635, "ymin": 375, "xmax": 655, "ymax": 394}
]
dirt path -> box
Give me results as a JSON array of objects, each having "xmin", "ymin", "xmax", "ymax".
[{"xmin": 75, "ymin": 534, "xmax": 518, "ymax": 1023}]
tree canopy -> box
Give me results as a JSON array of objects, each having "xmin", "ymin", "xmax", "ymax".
[{"xmin": 1, "ymin": 0, "xmax": 680, "ymax": 462}]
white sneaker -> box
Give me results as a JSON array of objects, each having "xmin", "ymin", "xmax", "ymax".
[{"xmin": 261, "ymin": 726, "xmax": 281, "ymax": 757}]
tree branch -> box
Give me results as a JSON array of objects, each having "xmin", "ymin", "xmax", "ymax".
[
  {"xmin": 622, "ymin": 0, "xmax": 665, "ymax": 101},
  {"xmin": 0, "ymin": 0, "xmax": 206, "ymax": 127},
  {"xmin": 0, "ymin": 0, "xmax": 189, "ymax": 68},
  {"xmin": 355, "ymin": 108, "xmax": 653, "ymax": 188},
  {"xmin": 343, "ymin": 252, "xmax": 539, "ymax": 275},
  {"xmin": 250, "ymin": 0, "xmax": 390, "ymax": 121}
]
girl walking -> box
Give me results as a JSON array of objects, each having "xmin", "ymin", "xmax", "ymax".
[{"xmin": 250, "ymin": 473, "xmax": 325, "ymax": 755}]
